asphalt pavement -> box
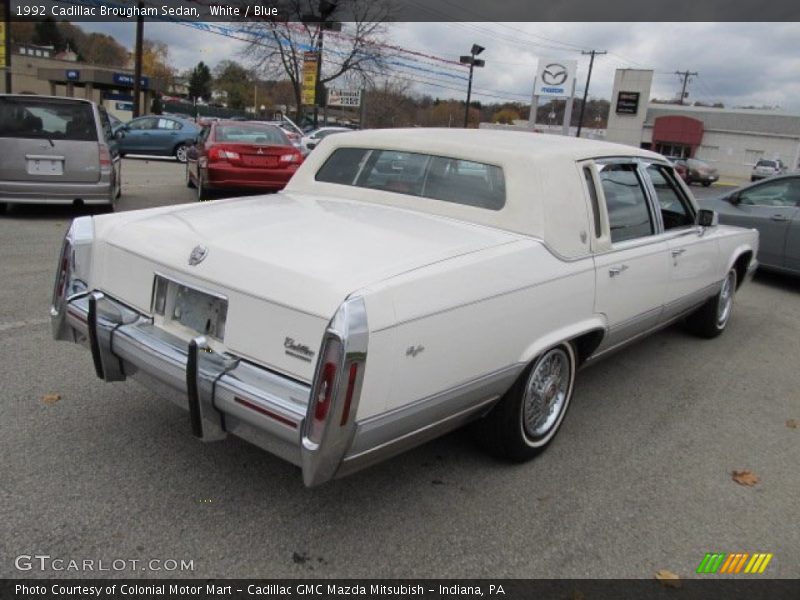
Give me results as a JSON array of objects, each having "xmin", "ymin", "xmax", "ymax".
[{"xmin": 1, "ymin": 159, "xmax": 798, "ymax": 579}]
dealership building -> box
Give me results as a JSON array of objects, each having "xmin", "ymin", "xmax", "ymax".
[
  {"xmin": 1, "ymin": 44, "xmax": 163, "ymax": 121},
  {"xmin": 606, "ymin": 69, "xmax": 800, "ymax": 180}
]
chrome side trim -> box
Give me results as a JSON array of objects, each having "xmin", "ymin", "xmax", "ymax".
[{"xmin": 337, "ymin": 364, "xmax": 521, "ymax": 477}]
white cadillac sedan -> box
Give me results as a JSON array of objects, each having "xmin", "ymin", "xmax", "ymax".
[{"xmin": 51, "ymin": 129, "xmax": 759, "ymax": 486}]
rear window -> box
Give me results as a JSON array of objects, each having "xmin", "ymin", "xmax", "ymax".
[
  {"xmin": 0, "ymin": 97, "xmax": 97, "ymax": 141},
  {"xmin": 315, "ymin": 148, "xmax": 506, "ymax": 211},
  {"xmin": 756, "ymin": 160, "xmax": 777, "ymax": 167},
  {"xmin": 215, "ymin": 124, "xmax": 288, "ymax": 145}
]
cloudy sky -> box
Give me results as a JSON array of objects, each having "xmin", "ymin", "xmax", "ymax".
[{"xmin": 80, "ymin": 21, "xmax": 800, "ymax": 112}]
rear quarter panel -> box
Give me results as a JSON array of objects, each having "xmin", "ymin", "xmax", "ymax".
[{"xmin": 356, "ymin": 239, "xmax": 600, "ymax": 418}]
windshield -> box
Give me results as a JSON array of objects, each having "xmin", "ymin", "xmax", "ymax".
[
  {"xmin": 0, "ymin": 97, "xmax": 97, "ymax": 141},
  {"xmin": 755, "ymin": 160, "xmax": 777, "ymax": 168}
]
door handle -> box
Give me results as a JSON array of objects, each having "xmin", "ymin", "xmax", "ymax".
[
  {"xmin": 671, "ymin": 248, "xmax": 686, "ymax": 257},
  {"xmin": 609, "ymin": 264, "xmax": 629, "ymax": 277},
  {"xmin": 771, "ymin": 215, "xmax": 789, "ymax": 222}
]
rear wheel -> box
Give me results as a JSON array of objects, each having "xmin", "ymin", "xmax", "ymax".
[
  {"xmin": 685, "ymin": 268, "xmax": 737, "ymax": 338},
  {"xmin": 477, "ymin": 342, "xmax": 577, "ymax": 461},
  {"xmin": 175, "ymin": 143, "xmax": 188, "ymax": 163}
]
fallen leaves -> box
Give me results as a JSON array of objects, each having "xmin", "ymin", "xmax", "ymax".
[
  {"xmin": 654, "ymin": 570, "xmax": 681, "ymax": 588},
  {"xmin": 40, "ymin": 393, "xmax": 61, "ymax": 404},
  {"xmin": 787, "ymin": 419, "xmax": 798, "ymax": 429},
  {"xmin": 732, "ymin": 469, "xmax": 760, "ymax": 486}
]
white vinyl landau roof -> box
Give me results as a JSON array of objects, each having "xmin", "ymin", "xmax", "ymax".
[{"xmin": 286, "ymin": 128, "xmax": 664, "ymax": 258}]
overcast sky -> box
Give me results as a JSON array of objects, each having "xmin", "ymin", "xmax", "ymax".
[{"xmin": 80, "ymin": 21, "xmax": 800, "ymax": 112}]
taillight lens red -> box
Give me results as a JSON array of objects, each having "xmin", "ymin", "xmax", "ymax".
[
  {"xmin": 208, "ymin": 146, "xmax": 240, "ymax": 162},
  {"xmin": 98, "ymin": 143, "xmax": 112, "ymax": 169},
  {"xmin": 340, "ymin": 363, "xmax": 359, "ymax": 426}
]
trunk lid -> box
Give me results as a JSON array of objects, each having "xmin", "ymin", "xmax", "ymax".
[{"xmin": 92, "ymin": 193, "xmax": 519, "ymax": 380}]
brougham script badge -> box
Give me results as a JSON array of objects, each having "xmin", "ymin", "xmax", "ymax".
[
  {"xmin": 188, "ymin": 245, "xmax": 208, "ymax": 266},
  {"xmin": 284, "ymin": 337, "xmax": 315, "ymax": 362}
]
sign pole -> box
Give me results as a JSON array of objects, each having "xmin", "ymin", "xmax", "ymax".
[
  {"xmin": 132, "ymin": 3, "xmax": 144, "ymax": 117},
  {"xmin": 562, "ymin": 77, "xmax": 576, "ymax": 136},
  {"xmin": 359, "ymin": 87, "xmax": 367, "ymax": 129},
  {"xmin": 527, "ymin": 77, "xmax": 538, "ymax": 129},
  {"xmin": 2, "ymin": 0, "xmax": 11, "ymax": 93}
]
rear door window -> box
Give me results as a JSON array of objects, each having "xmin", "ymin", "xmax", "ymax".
[
  {"xmin": 0, "ymin": 97, "xmax": 97, "ymax": 141},
  {"xmin": 598, "ymin": 163, "xmax": 655, "ymax": 243}
]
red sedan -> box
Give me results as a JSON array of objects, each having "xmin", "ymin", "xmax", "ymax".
[{"xmin": 186, "ymin": 120, "xmax": 303, "ymax": 200}]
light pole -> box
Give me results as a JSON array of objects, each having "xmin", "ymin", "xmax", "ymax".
[{"xmin": 460, "ymin": 44, "xmax": 485, "ymax": 128}]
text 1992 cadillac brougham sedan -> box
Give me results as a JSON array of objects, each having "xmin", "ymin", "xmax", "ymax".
[{"xmin": 51, "ymin": 130, "xmax": 759, "ymax": 486}]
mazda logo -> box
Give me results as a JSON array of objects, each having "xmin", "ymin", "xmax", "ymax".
[{"xmin": 542, "ymin": 63, "xmax": 568, "ymax": 86}]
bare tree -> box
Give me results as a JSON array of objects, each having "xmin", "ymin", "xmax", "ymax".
[{"xmin": 240, "ymin": 0, "xmax": 394, "ymax": 121}]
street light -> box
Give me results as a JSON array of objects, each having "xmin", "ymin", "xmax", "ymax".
[{"xmin": 460, "ymin": 44, "xmax": 485, "ymax": 128}]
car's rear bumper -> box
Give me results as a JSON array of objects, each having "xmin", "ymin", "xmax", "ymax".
[
  {"xmin": 207, "ymin": 165, "xmax": 298, "ymax": 190},
  {"xmin": 0, "ymin": 179, "xmax": 113, "ymax": 204},
  {"xmin": 53, "ymin": 291, "xmax": 312, "ymax": 471}
]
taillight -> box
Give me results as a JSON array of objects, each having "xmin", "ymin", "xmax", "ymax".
[
  {"xmin": 208, "ymin": 146, "xmax": 240, "ymax": 162},
  {"xmin": 53, "ymin": 238, "xmax": 73, "ymax": 304},
  {"xmin": 307, "ymin": 336, "xmax": 343, "ymax": 445},
  {"xmin": 98, "ymin": 143, "xmax": 112, "ymax": 170},
  {"xmin": 340, "ymin": 363, "xmax": 359, "ymax": 426},
  {"xmin": 280, "ymin": 152, "xmax": 300, "ymax": 163}
]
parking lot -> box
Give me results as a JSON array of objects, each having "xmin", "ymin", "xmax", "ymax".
[{"xmin": 1, "ymin": 157, "xmax": 798, "ymax": 579}]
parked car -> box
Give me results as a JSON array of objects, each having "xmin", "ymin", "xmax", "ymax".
[
  {"xmin": 751, "ymin": 158, "xmax": 786, "ymax": 182},
  {"xmin": 0, "ymin": 94, "xmax": 121, "ymax": 212},
  {"xmin": 665, "ymin": 156, "xmax": 688, "ymax": 181},
  {"xmin": 51, "ymin": 130, "xmax": 758, "ymax": 486},
  {"xmin": 115, "ymin": 115, "xmax": 201, "ymax": 162},
  {"xmin": 301, "ymin": 126, "xmax": 351, "ymax": 152},
  {"xmin": 185, "ymin": 120, "xmax": 303, "ymax": 200},
  {"xmin": 673, "ymin": 157, "xmax": 719, "ymax": 186},
  {"xmin": 698, "ymin": 174, "xmax": 799, "ymax": 275}
]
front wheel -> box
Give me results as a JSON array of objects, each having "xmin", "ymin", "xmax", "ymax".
[
  {"xmin": 476, "ymin": 342, "xmax": 577, "ymax": 461},
  {"xmin": 174, "ymin": 143, "xmax": 188, "ymax": 163},
  {"xmin": 685, "ymin": 268, "xmax": 737, "ymax": 338},
  {"xmin": 702, "ymin": 181, "xmax": 711, "ymax": 187}
]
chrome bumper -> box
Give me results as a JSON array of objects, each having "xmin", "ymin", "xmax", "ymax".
[{"xmin": 54, "ymin": 291, "xmax": 311, "ymax": 469}]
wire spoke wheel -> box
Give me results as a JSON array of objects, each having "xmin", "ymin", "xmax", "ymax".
[{"xmin": 522, "ymin": 347, "xmax": 572, "ymax": 443}]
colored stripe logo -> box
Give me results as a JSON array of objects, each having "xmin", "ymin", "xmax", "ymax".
[{"xmin": 697, "ymin": 552, "xmax": 773, "ymax": 574}]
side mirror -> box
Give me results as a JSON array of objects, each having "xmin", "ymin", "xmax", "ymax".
[
  {"xmin": 697, "ymin": 208, "xmax": 719, "ymax": 227},
  {"xmin": 114, "ymin": 129, "xmax": 125, "ymax": 140},
  {"xmin": 727, "ymin": 192, "xmax": 740, "ymax": 205},
  {"xmin": 306, "ymin": 142, "xmax": 317, "ymax": 150}
]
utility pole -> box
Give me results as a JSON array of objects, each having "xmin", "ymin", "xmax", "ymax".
[
  {"xmin": 675, "ymin": 70, "xmax": 698, "ymax": 105},
  {"xmin": 302, "ymin": 1, "xmax": 341, "ymax": 128},
  {"xmin": 460, "ymin": 44, "xmax": 485, "ymax": 128},
  {"xmin": 3, "ymin": 0, "xmax": 12, "ymax": 93},
  {"xmin": 576, "ymin": 49, "xmax": 606, "ymax": 138},
  {"xmin": 132, "ymin": 2, "xmax": 144, "ymax": 117}
]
